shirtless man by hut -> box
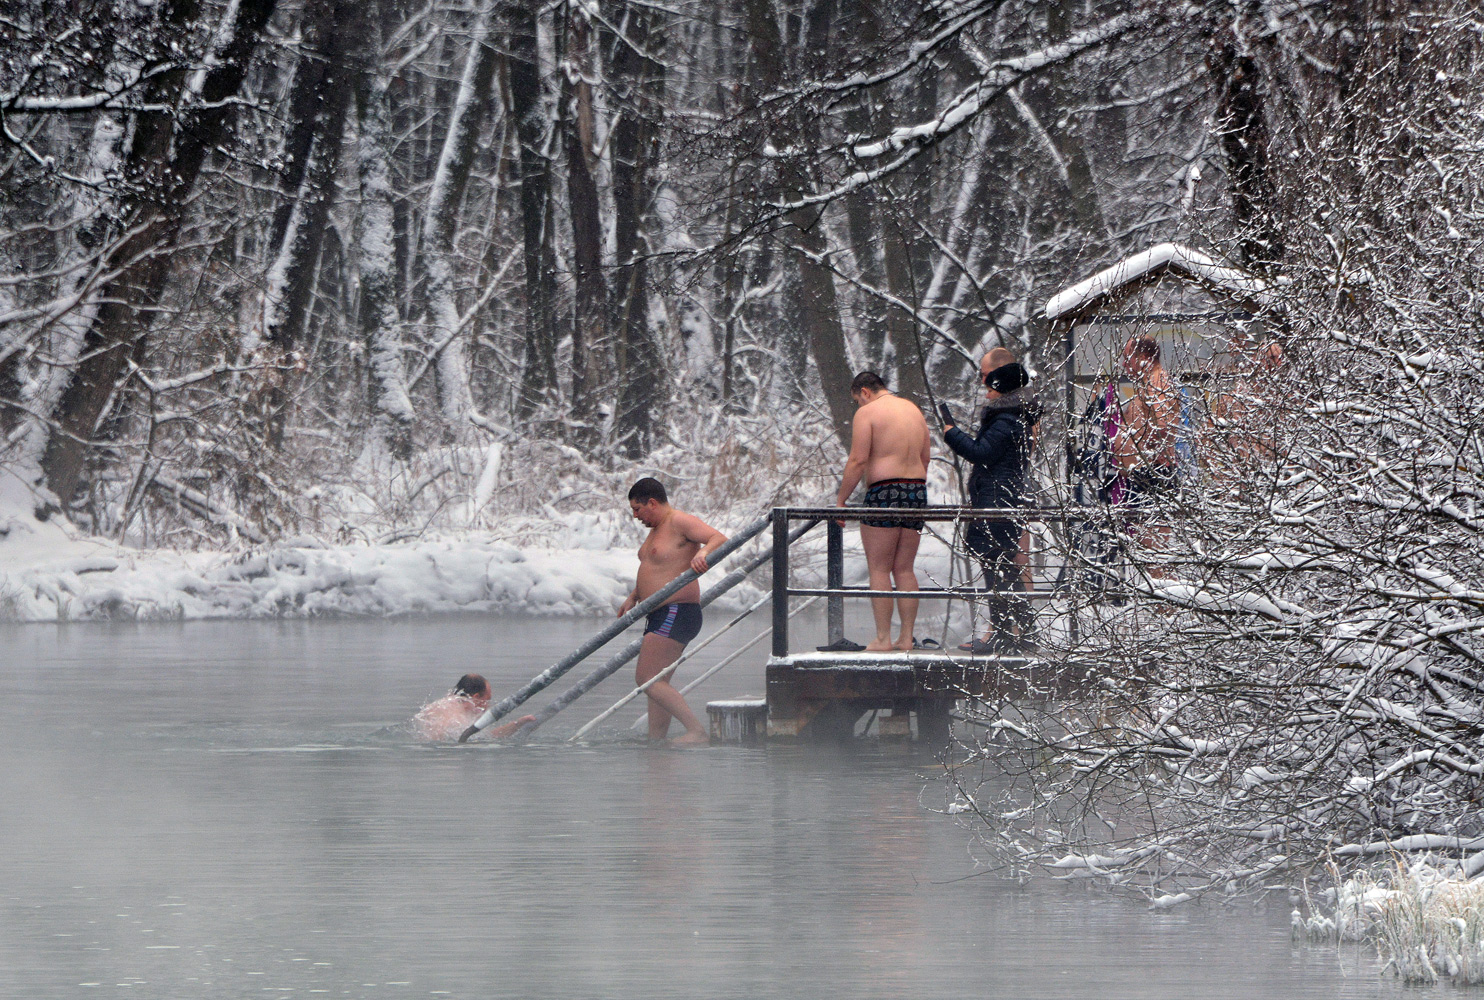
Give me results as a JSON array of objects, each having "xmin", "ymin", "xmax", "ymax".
[
  {"xmin": 620, "ymin": 477, "xmax": 727, "ymax": 744},
  {"xmin": 1114, "ymin": 336, "xmax": 1181, "ymax": 554},
  {"xmin": 835, "ymin": 371, "xmax": 932, "ymax": 652},
  {"xmin": 1213, "ymin": 339, "xmax": 1285, "ymax": 469}
]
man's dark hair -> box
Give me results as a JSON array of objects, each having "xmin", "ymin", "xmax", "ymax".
[
  {"xmin": 850, "ymin": 371, "xmax": 888, "ymax": 394},
  {"xmin": 454, "ymin": 673, "xmax": 488, "ymax": 698},
  {"xmin": 628, "ymin": 477, "xmax": 668, "ymax": 504},
  {"xmin": 1127, "ymin": 336, "xmax": 1161, "ymax": 362}
]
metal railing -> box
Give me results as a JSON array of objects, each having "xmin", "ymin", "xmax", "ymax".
[{"xmin": 769, "ymin": 506, "xmax": 1071, "ymax": 658}]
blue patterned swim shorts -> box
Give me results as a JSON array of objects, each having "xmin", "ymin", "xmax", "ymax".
[{"xmin": 861, "ymin": 478, "xmax": 927, "ymax": 531}]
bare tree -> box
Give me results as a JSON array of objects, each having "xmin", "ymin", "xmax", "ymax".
[
  {"xmin": 510, "ymin": 0, "xmax": 559, "ymax": 420},
  {"xmin": 423, "ymin": 0, "xmax": 499, "ymax": 437},
  {"xmin": 606, "ymin": 0, "xmax": 668, "ymax": 458},
  {"xmin": 560, "ymin": 1, "xmax": 608, "ymax": 444},
  {"xmin": 30, "ymin": 0, "xmax": 280, "ymax": 514},
  {"xmin": 946, "ymin": 0, "xmax": 1484, "ymax": 897}
]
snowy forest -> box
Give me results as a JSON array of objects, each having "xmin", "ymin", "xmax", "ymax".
[
  {"xmin": 4, "ymin": 0, "xmax": 1484, "ymax": 923},
  {"xmin": 4, "ymin": 0, "xmax": 1271, "ymax": 542}
]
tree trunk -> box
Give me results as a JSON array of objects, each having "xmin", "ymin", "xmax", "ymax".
[
  {"xmin": 562, "ymin": 2, "xmax": 607, "ymax": 447},
  {"xmin": 352, "ymin": 1, "xmax": 415, "ymax": 460},
  {"xmin": 607, "ymin": 1, "xmax": 667, "ymax": 458},
  {"xmin": 511, "ymin": 0, "xmax": 559, "ymax": 418},
  {"xmin": 424, "ymin": 0, "xmax": 499, "ymax": 438},
  {"xmin": 1206, "ymin": 2, "xmax": 1282, "ymax": 267},
  {"xmin": 255, "ymin": 0, "xmax": 356, "ymax": 447},
  {"xmin": 5, "ymin": 111, "xmax": 125, "ymax": 497},
  {"xmin": 748, "ymin": 0, "xmax": 855, "ymax": 444},
  {"xmin": 40, "ymin": 0, "xmax": 279, "ymax": 515}
]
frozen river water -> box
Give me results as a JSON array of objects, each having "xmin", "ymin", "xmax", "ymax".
[{"xmin": 0, "ymin": 616, "xmax": 1451, "ymax": 998}]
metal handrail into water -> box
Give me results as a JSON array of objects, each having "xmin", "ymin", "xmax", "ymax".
[{"xmin": 460, "ymin": 512, "xmax": 820, "ymax": 741}]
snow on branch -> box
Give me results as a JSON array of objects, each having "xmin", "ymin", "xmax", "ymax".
[
  {"xmin": 850, "ymin": 13, "xmax": 1141, "ymax": 159},
  {"xmin": 761, "ymin": 13, "xmax": 1141, "ymax": 218}
]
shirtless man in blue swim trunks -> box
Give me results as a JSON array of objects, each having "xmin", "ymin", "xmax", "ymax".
[
  {"xmin": 836, "ymin": 371, "xmax": 932, "ymax": 652},
  {"xmin": 620, "ymin": 477, "xmax": 727, "ymax": 744}
]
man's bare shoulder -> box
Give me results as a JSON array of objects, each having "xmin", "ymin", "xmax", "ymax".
[
  {"xmin": 884, "ymin": 394, "xmax": 928, "ymax": 426},
  {"xmin": 670, "ymin": 509, "xmax": 720, "ymax": 541}
]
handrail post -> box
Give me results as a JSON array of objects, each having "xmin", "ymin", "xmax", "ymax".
[
  {"xmin": 825, "ymin": 518, "xmax": 844, "ymax": 646},
  {"xmin": 772, "ymin": 507, "xmax": 790, "ymax": 657}
]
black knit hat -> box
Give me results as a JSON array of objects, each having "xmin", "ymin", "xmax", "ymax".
[{"xmin": 984, "ymin": 362, "xmax": 1029, "ymax": 393}]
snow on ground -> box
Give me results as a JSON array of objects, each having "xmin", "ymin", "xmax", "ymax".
[
  {"xmin": 0, "ymin": 465, "xmax": 624, "ymax": 621},
  {"xmin": 0, "ymin": 467, "xmax": 961, "ymax": 623}
]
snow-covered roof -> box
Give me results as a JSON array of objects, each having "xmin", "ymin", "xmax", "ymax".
[{"xmin": 1043, "ymin": 242, "xmax": 1270, "ymax": 322}]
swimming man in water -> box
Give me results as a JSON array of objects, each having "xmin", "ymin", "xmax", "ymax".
[
  {"xmin": 413, "ymin": 673, "xmax": 535, "ymax": 741},
  {"xmin": 620, "ymin": 477, "xmax": 727, "ymax": 745}
]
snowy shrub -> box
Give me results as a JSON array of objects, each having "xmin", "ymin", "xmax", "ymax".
[{"xmin": 1297, "ymin": 860, "xmax": 1484, "ymax": 985}]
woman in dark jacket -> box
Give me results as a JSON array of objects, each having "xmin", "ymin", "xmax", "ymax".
[{"xmin": 942, "ymin": 360, "xmax": 1036, "ymax": 653}]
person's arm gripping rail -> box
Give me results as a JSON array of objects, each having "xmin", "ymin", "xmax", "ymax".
[
  {"xmin": 679, "ymin": 512, "xmax": 727, "ymax": 574},
  {"xmin": 836, "ymin": 404, "xmax": 875, "ymax": 516}
]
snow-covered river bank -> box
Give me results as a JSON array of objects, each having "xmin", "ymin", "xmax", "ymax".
[{"xmin": 0, "ymin": 482, "xmax": 962, "ymax": 623}]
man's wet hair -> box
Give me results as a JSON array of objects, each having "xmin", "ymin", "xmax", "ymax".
[
  {"xmin": 453, "ymin": 673, "xmax": 488, "ymax": 698},
  {"xmin": 1127, "ymin": 336, "xmax": 1161, "ymax": 362},
  {"xmin": 850, "ymin": 371, "xmax": 888, "ymax": 394},
  {"xmin": 628, "ymin": 477, "xmax": 668, "ymax": 505}
]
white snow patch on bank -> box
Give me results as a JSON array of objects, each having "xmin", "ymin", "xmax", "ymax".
[
  {"xmin": 0, "ymin": 465, "xmax": 966, "ymax": 623},
  {"xmin": 0, "ymin": 466, "xmax": 635, "ymax": 621},
  {"xmin": 0, "ymin": 531, "xmax": 640, "ymax": 622}
]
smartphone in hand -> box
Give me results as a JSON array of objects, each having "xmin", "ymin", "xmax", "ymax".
[{"xmin": 937, "ymin": 402, "xmax": 954, "ymax": 427}]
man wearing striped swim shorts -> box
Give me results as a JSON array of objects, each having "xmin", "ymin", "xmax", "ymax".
[{"xmin": 620, "ymin": 477, "xmax": 728, "ymax": 744}]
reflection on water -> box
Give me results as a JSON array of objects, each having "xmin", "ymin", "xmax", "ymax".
[{"xmin": 0, "ymin": 617, "xmax": 1438, "ymax": 999}]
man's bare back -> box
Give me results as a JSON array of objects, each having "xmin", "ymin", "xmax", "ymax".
[
  {"xmin": 852, "ymin": 393, "xmax": 930, "ymax": 486},
  {"xmin": 1116, "ymin": 337, "xmax": 1179, "ymax": 470},
  {"xmin": 1119, "ymin": 383, "xmax": 1180, "ymax": 469},
  {"xmin": 837, "ymin": 373, "xmax": 931, "ymax": 652}
]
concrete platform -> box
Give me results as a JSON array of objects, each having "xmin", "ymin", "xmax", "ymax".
[{"xmin": 706, "ymin": 697, "xmax": 768, "ymax": 743}]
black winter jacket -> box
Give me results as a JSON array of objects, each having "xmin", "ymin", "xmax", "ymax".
[{"xmin": 943, "ymin": 391, "xmax": 1033, "ymax": 509}]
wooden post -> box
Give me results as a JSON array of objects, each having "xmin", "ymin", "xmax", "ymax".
[
  {"xmin": 771, "ymin": 507, "xmax": 790, "ymax": 656},
  {"xmin": 916, "ymin": 697, "xmax": 953, "ymax": 747}
]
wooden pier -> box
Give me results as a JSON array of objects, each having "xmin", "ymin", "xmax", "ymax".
[
  {"xmin": 707, "ymin": 507, "xmax": 1094, "ymax": 743},
  {"xmin": 763, "ymin": 649, "xmax": 1087, "ymax": 741}
]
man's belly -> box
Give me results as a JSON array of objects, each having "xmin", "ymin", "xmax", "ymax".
[{"xmin": 636, "ymin": 562, "xmax": 701, "ymax": 604}]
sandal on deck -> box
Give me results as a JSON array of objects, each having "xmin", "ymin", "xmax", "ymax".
[{"xmin": 913, "ymin": 636, "xmax": 942, "ymax": 650}]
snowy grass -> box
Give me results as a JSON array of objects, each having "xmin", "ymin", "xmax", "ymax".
[{"xmin": 1295, "ymin": 859, "xmax": 1484, "ymax": 984}]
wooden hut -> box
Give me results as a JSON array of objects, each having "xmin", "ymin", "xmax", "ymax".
[{"xmin": 1042, "ymin": 243, "xmax": 1281, "ymax": 485}]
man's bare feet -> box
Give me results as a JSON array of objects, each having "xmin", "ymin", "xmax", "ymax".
[
  {"xmin": 893, "ymin": 636, "xmax": 914, "ymax": 652},
  {"xmin": 865, "ymin": 638, "xmax": 896, "ymax": 652},
  {"xmin": 672, "ymin": 730, "xmax": 710, "ymax": 746}
]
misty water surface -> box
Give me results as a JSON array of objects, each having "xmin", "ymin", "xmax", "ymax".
[{"xmin": 0, "ymin": 616, "xmax": 1449, "ymax": 999}]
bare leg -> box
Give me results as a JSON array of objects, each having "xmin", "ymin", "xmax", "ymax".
[
  {"xmin": 636, "ymin": 633, "xmax": 707, "ymax": 742},
  {"xmin": 891, "ymin": 528, "xmax": 921, "ymax": 650},
  {"xmin": 860, "ymin": 525, "xmax": 903, "ymax": 651},
  {"xmin": 1017, "ymin": 528, "xmax": 1033, "ymax": 591}
]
